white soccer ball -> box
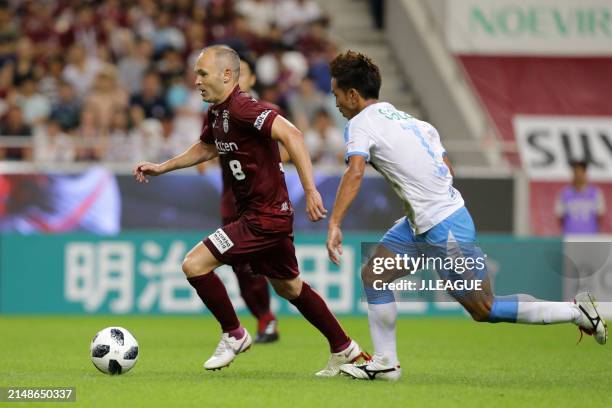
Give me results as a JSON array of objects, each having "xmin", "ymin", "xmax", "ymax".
[{"xmin": 90, "ymin": 327, "xmax": 139, "ymax": 375}]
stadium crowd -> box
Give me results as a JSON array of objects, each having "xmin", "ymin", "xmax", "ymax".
[{"xmin": 0, "ymin": 0, "xmax": 347, "ymax": 165}]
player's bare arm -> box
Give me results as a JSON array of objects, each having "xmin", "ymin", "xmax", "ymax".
[
  {"xmin": 327, "ymin": 155, "xmax": 367, "ymax": 265},
  {"xmin": 443, "ymin": 154, "xmax": 455, "ymax": 177},
  {"xmin": 270, "ymin": 115, "xmax": 327, "ymax": 222},
  {"xmin": 133, "ymin": 141, "xmax": 218, "ymax": 183}
]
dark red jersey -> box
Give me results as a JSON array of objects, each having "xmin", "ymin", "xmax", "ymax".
[
  {"xmin": 201, "ymin": 86, "xmax": 293, "ymax": 233},
  {"xmin": 219, "ymin": 98, "xmax": 282, "ymax": 224}
]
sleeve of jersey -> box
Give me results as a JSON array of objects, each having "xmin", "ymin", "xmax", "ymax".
[
  {"xmin": 344, "ymin": 120, "xmax": 374, "ymax": 163},
  {"xmin": 236, "ymin": 98, "xmax": 279, "ymax": 138},
  {"xmin": 199, "ymin": 111, "xmax": 214, "ymax": 144},
  {"xmin": 428, "ymin": 125, "xmax": 447, "ymax": 157}
]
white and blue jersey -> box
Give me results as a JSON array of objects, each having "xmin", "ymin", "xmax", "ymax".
[
  {"xmin": 345, "ymin": 102, "xmax": 464, "ymax": 235},
  {"xmin": 346, "ymin": 103, "xmax": 484, "ymax": 303}
]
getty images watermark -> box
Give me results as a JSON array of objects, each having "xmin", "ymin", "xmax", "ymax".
[
  {"xmin": 360, "ymin": 240, "xmax": 612, "ymax": 302},
  {"xmin": 360, "ymin": 242, "xmax": 491, "ymax": 300},
  {"xmin": 370, "ymin": 252, "xmax": 487, "ymax": 291}
]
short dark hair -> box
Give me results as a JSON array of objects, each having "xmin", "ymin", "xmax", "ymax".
[
  {"xmin": 329, "ymin": 50, "xmax": 381, "ymax": 99},
  {"xmin": 569, "ymin": 159, "xmax": 588, "ymax": 170},
  {"xmin": 237, "ymin": 51, "xmax": 256, "ymax": 76}
]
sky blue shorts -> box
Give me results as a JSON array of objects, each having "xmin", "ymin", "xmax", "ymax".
[{"xmin": 380, "ymin": 207, "xmax": 487, "ymax": 285}]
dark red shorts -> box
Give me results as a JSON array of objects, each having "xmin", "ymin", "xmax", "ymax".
[{"xmin": 203, "ymin": 217, "xmax": 299, "ymax": 280}]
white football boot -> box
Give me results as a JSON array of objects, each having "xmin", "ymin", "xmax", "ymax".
[
  {"xmin": 340, "ymin": 355, "xmax": 402, "ymax": 381},
  {"xmin": 574, "ymin": 292, "xmax": 608, "ymax": 345},
  {"xmin": 315, "ymin": 340, "xmax": 367, "ymax": 377},
  {"xmin": 204, "ymin": 330, "xmax": 253, "ymax": 370}
]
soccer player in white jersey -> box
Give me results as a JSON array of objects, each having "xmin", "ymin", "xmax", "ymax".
[{"xmin": 326, "ymin": 51, "xmax": 608, "ymax": 381}]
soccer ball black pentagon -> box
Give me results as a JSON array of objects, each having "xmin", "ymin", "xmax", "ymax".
[{"xmin": 90, "ymin": 327, "xmax": 139, "ymax": 375}]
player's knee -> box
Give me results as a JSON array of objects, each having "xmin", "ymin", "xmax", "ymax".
[
  {"xmin": 273, "ymin": 285, "xmax": 300, "ymax": 300},
  {"xmin": 181, "ymin": 255, "xmax": 205, "ymax": 278},
  {"xmin": 360, "ymin": 264, "xmax": 377, "ymax": 287},
  {"xmin": 271, "ymin": 279, "xmax": 302, "ymax": 300}
]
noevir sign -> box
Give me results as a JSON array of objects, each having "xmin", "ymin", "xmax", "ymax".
[{"xmin": 446, "ymin": 0, "xmax": 612, "ymax": 55}]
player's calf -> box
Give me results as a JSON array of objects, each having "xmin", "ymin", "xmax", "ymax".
[
  {"xmin": 460, "ymin": 296, "xmax": 493, "ymax": 322},
  {"xmin": 451, "ymin": 275, "xmax": 494, "ymax": 322}
]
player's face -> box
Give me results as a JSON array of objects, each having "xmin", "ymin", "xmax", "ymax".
[
  {"xmin": 194, "ymin": 51, "xmax": 226, "ymax": 104},
  {"xmin": 238, "ymin": 60, "xmax": 256, "ymax": 93},
  {"xmin": 572, "ymin": 165, "xmax": 587, "ymax": 184},
  {"xmin": 331, "ymin": 78, "xmax": 357, "ymax": 119}
]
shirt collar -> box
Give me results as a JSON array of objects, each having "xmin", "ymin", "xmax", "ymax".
[{"xmin": 212, "ymin": 85, "xmax": 240, "ymax": 112}]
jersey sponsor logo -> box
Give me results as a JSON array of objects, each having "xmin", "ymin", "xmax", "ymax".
[
  {"xmin": 254, "ymin": 110, "xmax": 272, "ymax": 130},
  {"xmin": 222, "ymin": 109, "xmax": 229, "ymax": 133},
  {"xmin": 208, "ymin": 228, "xmax": 234, "ymax": 254},
  {"xmin": 215, "ymin": 140, "xmax": 238, "ymax": 153}
]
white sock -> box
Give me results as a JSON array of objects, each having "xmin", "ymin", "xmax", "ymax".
[
  {"xmin": 367, "ymin": 302, "xmax": 399, "ymax": 365},
  {"xmin": 516, "ymin": 294, "xmax": 581, "ymax": 324}
]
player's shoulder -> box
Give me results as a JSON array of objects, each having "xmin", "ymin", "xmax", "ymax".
[
  {"xmin": 231, "ymin": 90, "xmax": 267, "ymax": 112},
  {"xmin": 346, "ymin": 102, "xmax": 386, "ymax": 137},
  {"xmin": 258, "ymin": 100, "xmax": 280, "ymax": 113}
]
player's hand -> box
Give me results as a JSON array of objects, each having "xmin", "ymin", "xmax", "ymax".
[
  {"xmin": 327, "ymin": 224, "xmax": 343, "ymax": 265},
  {"xmin": 133, "ymin": 161, "xmax": 164, "ymax": 183},
  {"xmin": 305, "ymin": 190, "xmax": 327, "ymax": 222}
]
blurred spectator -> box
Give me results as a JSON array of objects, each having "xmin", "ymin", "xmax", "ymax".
[
  {"xmin": 84, "ymin": 64, "xmax": 129, "ymax": 133},
  {"xmin": 17, "ymin": 76, "xmax": 51, "ymax": 125},
  {"xmin": 0, "ymin": 5, "xmax": 18, "ymax": 41},
  {"xmin": 39, "ymin": 57, "xmax": 65, "ymax": 106},
  {"xmin": 222, "ymin": 13, "xmax": 265, "ymax": 55},
  {"xmin": 104, "ymin": 109, "xmax": 142, "ymax": 162},
  {"xmin": 130, "ymin": 71, "xmax": 170, "ymax": 120},
  {"xmin": 125, "ymin": 1, "xmax": 158, "ymax": 41},
  {"xmin": 256, "ymin": 45, "xmax": 307, "ymax": 93},
  {"xmin": 137, "ymin": 117, "xmax": 164, "ymax": 161},
  {"xmin": 156, "ymin": 48, "xmax": 186, "ymax": 85},
  {"xmin": 151, "ymin": 9, "xmax": 186, "ymax": 54},
  {"xmin": 34, "ymin": 119, "xmax": 75, "ymax": 163},
  {"xmin": 74, "ymin": 108, "xmax": 102, "ymax": 161},
  {"xmin": 303, "ymin": 108, "xmax": 344, "ymax": 165},
  {"xmin": 206, "ymin": 0, "xmax": 235, "ymax": 43},
  {"xmin": 288, "ymin": 76, "xmax": 327, "ymax": 131},
  {"xmin": 13, "ymin": 37, "xmax": 38, "ymax": 86},
  {"xmin": 23, "ymin": 3, "xmax": 56, "ymax": 44},
  {"xmin": 236, "ymin": 0, "xmax": 276, "ymax": 36},
  {"xmin": 168, "ymin": 70, "xmax": 207, "ymax": 141},
  {"xmin": 62, "ymin": 43, "xmax": 102, "ymax": 98},
  {"xmin": 297, "ymin": 19, "xmax": 331, "ymax": 60},
  {"xmin": 117, "ymin": 38, "xmax": 153, "ymax": 97},
  {"xmin": 555, "ymin": 160, "xmax": 606, "ymax": 234},
  {"xmin": 0, "ymin": 105, "xmax": 33, "ymax": 160},
  {"xmin": 50, "ymin": 82, "xmax": 82, "ymax": 131},
  {"xmin": 68, "ymin": 4, "xmax": 105, "ymax": 51},
  {"xmin": 276, "ymin": 0, "xmax": 323, "ymax": 39},
  {"xmin": 149, "ymin": 114, "xmax": 189, "ymax": 162}
]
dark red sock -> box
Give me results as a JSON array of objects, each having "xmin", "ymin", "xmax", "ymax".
[
  {"xmin": 289, "ymin": 282, "xmax": 351, "ymax": 352},
  {"xmin": 188, "ymin": 272, "xmax": 240, "ymax": 333},
  {"xmin": 234, "ymin": 263, "xmax": 275, "ymax": 325}
]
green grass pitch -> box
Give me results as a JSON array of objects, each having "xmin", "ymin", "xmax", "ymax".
[{"xmin": 0, "ymin": 315, "xmax": 610, "ymax": 407}]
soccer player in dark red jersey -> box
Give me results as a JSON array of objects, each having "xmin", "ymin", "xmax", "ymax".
[
  {"xmin": 219, "ymin": 55, "xmax": 280, "ymax": 344},
  {"xmin": 134, "ymin": 45, "xmax": 365, "ymax": 375}
]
